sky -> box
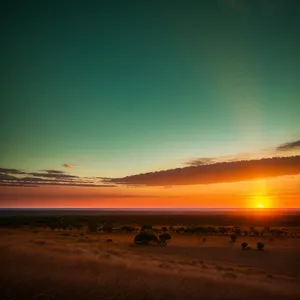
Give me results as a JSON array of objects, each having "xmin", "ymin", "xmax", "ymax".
[{"xmin": 1, "ymin": 0, "xmax": 300, "ymax": 208}]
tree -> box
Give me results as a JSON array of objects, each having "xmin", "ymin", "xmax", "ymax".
[
  {"xmin": 87, "ymin": 221, "xmax": 98, "ymax": 233},
  {"xmin": 218, "ymin": 227, "xmax": 229, "ymax": 235},
  {"xmin": 232, "ymin": 227, "xmax": 241, "ymax": 235},
  {"xmin": 257, "ymin": 242, "xmax": 264, "ymax": 250},
  {"xmin": 102, "ymin": 225, "xmax": 113, "ymax": 233},
  {"xmin": 194, "ymin": 227, "xmax": 208, "ymax": 235},
  {"xmin": 141, "ymin": 225, "xmax": 152, "ymax": 231},
  {"xmin": 49, "ymin": 223, "xmax": 56, "ymax": 231},
  {"xmin": 159, "ymin": 233, "xmax": 171, "ymax": 244},
  {"xmin": 121, "ymin": 226, "xmax": 135, "ymax": 232},
  {"xmin": 230, "ymin": 234, "xmax": 237, "ymax": 242},
  {"xmin": 134, "ymin": 232, "xmax": 159, "ymax": 245},
  {"xmin": 73, "ymin": 222, "xmax": 83, "ymax": 232},
  {"xmin": 241, "ymin": 242, "xmax": 248, "ymax": 250},
  {"xmin": 176, "ymin": 227, "xmax": 185, "ymax": 233}
]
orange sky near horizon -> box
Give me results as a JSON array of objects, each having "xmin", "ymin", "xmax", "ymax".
[{"xmin": 1, "ymin": 175, "xmax": 299, "ymax": 208}]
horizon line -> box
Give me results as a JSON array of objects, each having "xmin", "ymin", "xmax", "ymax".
[{"xmin": 1, "ymin": 207, "xmax": 299, "ymax": 210}]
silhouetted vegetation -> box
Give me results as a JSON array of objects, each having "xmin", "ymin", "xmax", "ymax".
[
  {"xmin": 230, "ymin": 234, "xmax": 237, "ymax": 242},
  {"xmin": 141, "ymin": 225, "xmax": 152, "ymax": 231},
  {"xmin": 121, "ymin": 226, "xmax": 135, "ymax": 232},
  {"xmin": 159, "ymin": 233, "xmax": 171, "ymax": 244},
  {"xmin": 134, "ymin": 232, "xmax": 159, "ymax": 245},
  {"xmin": 241, "ymin": 242, "xmax": 248, "ymax": 249},
  {"xmin": 87, "ymin": 220, "xmax": 98, "ymax": 233},
  {"xmin": 257, "ymin": 242, "xmax": 265, "ymax": 250}
]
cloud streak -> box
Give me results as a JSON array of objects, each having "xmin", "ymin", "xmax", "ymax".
[
  {"xmin": 0, "ymin": 168, "xmax": 26, "ymax": 175},
  {"xmin": 103, "ymin": 156, "xmax": 300, "ymax": 186},
  {"xmin": 63, "ymin": 164, "xmax": 74, "ymax": 168},
  {"xmin": 28, "ymin": 172, "xmax": 78, "ymax": 179},
  {"xmin": 276, "ymin": 140, "xmax": 300, "ymax": 151},
  {"xmin": 0, "ymin": 167, "xmax": 116, "ymax": 188}
]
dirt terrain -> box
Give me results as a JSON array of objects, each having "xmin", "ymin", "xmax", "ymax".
[{"xmin": 1, "ymin": 227, "xmax": 300, "ymax": 300}]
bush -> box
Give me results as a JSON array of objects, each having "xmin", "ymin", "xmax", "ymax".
[
  {"xmin": 241, "ymin": 242, "xmax": 248, "ymax": 249},
  {"xmin": 73, "ymin": 223, "xmax": 83, "ymax": 232},
  {"xmin": 141, "ymin": 225, "xmax": 152, "ymax": 231},
  {"xmin": 134, "ymin": 232, "xmax": 159, "ymax": 245},
  {"xmin": 230, "ymin": 234, "xmax": 237, "ymax": 242},
  {"xmin": 121, "ymin": 226, "xmax": 135, "ymax": 232},
  {"xmin": 257, "ymin": 242, "xmax": 264, "ymax": 250},
  {"xmin": 218, "ymin": 227, "xmax": 228, "ymax": 234},
  {"xmin": 87, "ymin": 221, "xmax": 98, "ymax": 233},
  {"xmin": 159, "ymin": 233, "xmax": 171, "ymax": 244},
  {"xmin": 232, "ymin": 227, "xmax": 241, "ymax": 235},
  {"xmin": 102, "ymin": 225, "xmax": 113, "ymax": 233}
]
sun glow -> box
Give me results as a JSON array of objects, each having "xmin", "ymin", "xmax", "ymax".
[{"xmin": 250, "ymin": 194, "xmax": 272, "ymax": 209}]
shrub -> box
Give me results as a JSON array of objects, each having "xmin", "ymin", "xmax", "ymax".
[
  {"xmin": 241, "ymin": 242, "xmax": 248, "ymax": 249},
  {"xmin": 230, "ymin": 234, "xmax": 237, "ymax": 242},
  {"xmin": 102, "ymin": 225, "xmax": 113, "ymax": 233},
  {"xmin": 232, "ymin": 227, "xmax": 241, "ymax": 235},
  {"xmin": 121, "ymin": 226, "xmax": 135, "ymax": 232},
  {"xmin": 218, "ymin": 227, "xmax": 229, "ymax": 234},
  {"xmin": 159, "ymin": 233, "xmax": 171, "ymax": 244},
  {"xmin": 134, "ymin": 232, "xmax": 159, "ymax": 245},
  {"xmin": 87, "ymin": 221, "xmax": 98, "ymax": 233},
  {"xmin": 257, "ymin": 242, "xmax": 264, "ymax": 250},
  {"xmin": 141, "ymin": 225, "xmax": 152, "ymax": 231},
  {"xmin": 73, "ymin": 223, "xmax": 83, "ymax": 232}
]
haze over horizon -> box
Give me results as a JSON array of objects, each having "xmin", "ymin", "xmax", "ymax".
[{"xmin": 1, "ymin": 0, "xmax": 300, "ymax": 209}]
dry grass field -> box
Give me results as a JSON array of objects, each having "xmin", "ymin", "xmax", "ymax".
[{"xmin": 1, "ymin": 215, "xmax": 300, "ymax": 300}]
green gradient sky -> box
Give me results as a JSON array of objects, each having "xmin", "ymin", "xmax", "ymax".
[{"xmin": 1, "ymin": 0, "xmax": 299, "ymax": 178}]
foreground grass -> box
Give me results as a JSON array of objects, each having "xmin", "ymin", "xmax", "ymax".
[{"xmin": 1, "ymin": 229, "xmax": 300, "ymax": 300}]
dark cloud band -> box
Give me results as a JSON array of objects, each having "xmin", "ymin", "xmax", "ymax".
[
  {"xmin": 277, "ymin": 140, "xmax": 300, "ymax": 151},
  {"xmin": 103, "ymin": 156, "xmax": 300, "ymax": 186}
]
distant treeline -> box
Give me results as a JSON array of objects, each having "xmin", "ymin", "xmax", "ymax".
[{"xmin": 0, "ymin": 212, "xmax": 300, "ymax": 229}]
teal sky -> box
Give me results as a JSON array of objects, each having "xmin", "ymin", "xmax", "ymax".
[{"xmin": 1, "ymin": 0, "xmax": 300, "ymax": 178}]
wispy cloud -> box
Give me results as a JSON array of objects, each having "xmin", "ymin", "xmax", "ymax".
[
  {"xmin": 276, "ymin": 140, "xmax": 300, "ymax": 152},
  {"xmin": 186, "ymin": 139, "xmax": 300, "ymax": 167},
  {"xmin": 0, "ymin": 183, "xmax": 39, "ymax": 187},
  {"xmin": 0, "ymin": 168, "xmax": 26, "ymax": 175},
  {"xmin": 0, "ymin": 167, "xmax": 116, "ymax": 188},
  {"xmin": 185, "ymin": 155, "xmax": 244, "ymax": 166},
  {"xmin": 63, "ymin": 163, "xmax": 74, "ymax": 168},
  {"xmin": 186, "ymin": 158, "xmax": 216, "ymax": 166},
  {"xmin": 28, "ymin": 172, "xmax": 78, "ymax": 179},
  {"xmin": 0, "ymin": 173, "xmax": 17, "ymax": 180},
  {"xmin": 43, "ymin": 169, "xmax": 65, "ymax": 174}
]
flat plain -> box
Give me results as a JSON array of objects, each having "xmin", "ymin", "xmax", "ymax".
[{"xmin": 1, "ymin": 210, "xmax": 300, "ymax": 300}]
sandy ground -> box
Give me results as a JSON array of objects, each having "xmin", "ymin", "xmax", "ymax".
[{"xmin": 1, "ymin": 229, "xmax": 300, "ymax": 300}]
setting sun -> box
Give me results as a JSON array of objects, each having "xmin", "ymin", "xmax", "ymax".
[{"xmin": 250, "ymin": 194, "xmax": 273, "ymax": 209}]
